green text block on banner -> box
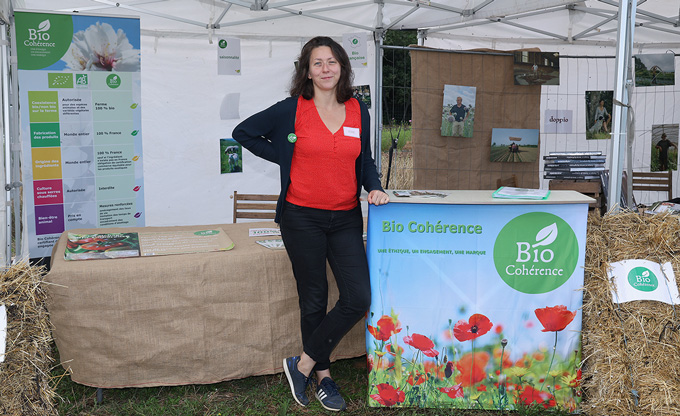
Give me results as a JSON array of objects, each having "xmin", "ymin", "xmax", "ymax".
[{"xmin": 365, "ymin": 199, "xmax": 587, "ymax": 411}]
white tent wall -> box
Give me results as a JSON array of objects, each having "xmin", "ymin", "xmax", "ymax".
[{"xmin": 140, "ymin": 34, "xmax": 377, "ymax": 226}]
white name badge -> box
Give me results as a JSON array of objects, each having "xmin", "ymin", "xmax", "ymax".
[{"xmin": 343, "ymin": 126, "xmax": 360, "ymax": 138}]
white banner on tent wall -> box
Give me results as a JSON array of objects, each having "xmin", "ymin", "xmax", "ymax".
[
  {"xmin": 608, "ymin": 259, "xmax": 680, "ymax": 305},
  {"xmin": 343, "ymin": 33, "xmax": 367, "ymax": 68},
  {"xmin": 217, "ymin": 37, "xmax": 241, "ymax": 75},
  {"xmin": 14, "ymin": 12, "xmax": 145, "ymax": 258}
]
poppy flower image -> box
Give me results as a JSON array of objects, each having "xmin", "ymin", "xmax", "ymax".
[
  {"xmin": 370, "ymin": 383, "xmax": 405, "ymax": 406},
  {"xmin": 367, "ymin": 315, "xmax": 402, "ymax": 341},
  {"xmin": 456, "ymin": 352, "xmax": 490, "ymax": 386},
  {"xmin": 403, "ymin": 333, "xmax": 439, "ymax": 357},
  {"xmin": 534, "ymin": 305, "xmax": 577, "ymax": 332},
  {"xmin": 439, "ymin": 384, "xmax": 464, "ymax": 399},
  {"xmin": 453, "ymin": 314, "xmax": 493, "ymax": 341}
]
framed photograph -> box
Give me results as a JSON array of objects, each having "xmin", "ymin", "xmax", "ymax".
[
  {"xmin": 634, "ymin": 53, "xmax": 675, "ymax": 87},
  {"xmin": 352, "ymin": 84, "xmax": 371, "ymax": 108},
  {"xmin": 513, "ymin": 51, "xmax": 560, "ymax": 85},
  {"xmin": 585, "ymin": 90, "xmax": 614, "ymax": 140},
  {"xmin": 220, "ymin": 138, "xmax": 242, "ymax": 174},
  {"xmin": 490, "ymin": 128, "xmax": 540, "ymax": 162},
  {"xmin": 651, "ymin": 124, "xmax": 679, "ymax": 172},
  {"xmin": 441, "ymin": 85, "xmax": 476, "ymax": 137}
]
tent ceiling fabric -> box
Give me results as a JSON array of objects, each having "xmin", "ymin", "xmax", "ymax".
[{"xmin": 11, "ymin": 0, "xmax": 680, "ymax": 49}]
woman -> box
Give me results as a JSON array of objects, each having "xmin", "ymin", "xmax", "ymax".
[
  {"xmin": 589, "ymin": 99, "xmax": 611, "ymax": 133},
  {"xmin": 232, "ymin": 36, "xmax": 389, "ymax": 412}
]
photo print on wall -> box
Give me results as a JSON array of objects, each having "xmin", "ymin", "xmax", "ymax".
[
  {"xmin": 513, "ymin": 51, "xmax": 560, "ymax": 85},
  {"xmin": 490, "ymin": 128, "xmax": 539, "ymax": 162},
  {"xmin": 634, "ymin": 53, "xmax": 675, "ymax": 87},
  {"xmin": 441, "ymin": 84, "xmax": 476, "ymax": 137},
  {"xmin": 651, "ymin": 124, "xmax": 679, "ymax": 172},
  {"xmin": 585, "ymin": 90, "xmax": 614, "ymax": 140},
  {"xmin": 220, "ymin": 138, "xmax": 242, "ymax": 174},
  {"xmin": 352, "ymin": 84, "xmax": 371, "ymax": 108}
]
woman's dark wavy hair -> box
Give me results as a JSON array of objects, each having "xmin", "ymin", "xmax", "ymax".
[{"xmin": 289, "ymin": 36, "xmax": 354, "ymax": 103}]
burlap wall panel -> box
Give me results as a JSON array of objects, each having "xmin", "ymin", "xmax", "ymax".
[{"xmin": 411, "ymin": 49, "xmax": 541, "ymax": 190}]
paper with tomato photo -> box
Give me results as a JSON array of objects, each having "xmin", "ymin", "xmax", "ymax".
[{"xmin": 65, "ymin": 232, "xmax": 140, "ymax": 260}]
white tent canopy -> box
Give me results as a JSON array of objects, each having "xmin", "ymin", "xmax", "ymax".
[{"xmin": 2, "ymin": 0, "xmax": 680, "ymax": 263}]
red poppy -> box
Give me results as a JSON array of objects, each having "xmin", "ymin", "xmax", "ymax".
[
  {"xmin": 453, "ymin": 314, "xmax": 493, "ymax": 341},
  {"xmin": 403, "ymin": 334, "xmax": 439, "ymax": 357},
  {"xmin": 494, "ymin": 324, "xmax": 504, "ymax": 334},
  {"xmin": 370, "ymin": 383, "xmax": 405, "ymax": 407},
  {"xmin": 439, "ymin": 384, "xmax": 464, "ymax": 399},
  {"xmin": 534, "ymin": 305, "xmax": 577, "ymax": 332},
  {"xmin": 423, "ymin": 361, "xmax": 446, "ymax": 380},
  {"xmin": 386, "ymin": 343, "xmax": 404, "ymax": 356},
  {"xmin": 477, "ymin": 384, "xmax": 487, "ymax": 392},
  {"xmin": 518, "ymin": 385, "xmax": 556, "ymax": 409},
  {"xmin": 368, "ymin": 315, "xmax": 402, "ymax": 341},
  {"xmin": 455, "ymin": 352, "xmax": 489, "ymax": 386}
]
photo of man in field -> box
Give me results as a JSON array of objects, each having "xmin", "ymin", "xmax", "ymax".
[
  {"xmin": 651, "ymin": 124, "xmax": 679, "ymax": 172},
  {"xmin": 441, "ymin": 85, "xmax": 476, "ymax": 137}
]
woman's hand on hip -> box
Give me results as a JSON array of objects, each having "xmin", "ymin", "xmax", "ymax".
[{"xmin": 368, "ymin": 190, "xmax": 390, "ymax": 206}]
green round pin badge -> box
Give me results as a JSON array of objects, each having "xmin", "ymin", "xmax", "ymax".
[{"xmin": 287, "ymin": 133, "xmax": 297, "ymax": 143}]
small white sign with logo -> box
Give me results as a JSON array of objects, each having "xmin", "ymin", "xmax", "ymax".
[
  {"xmin": 0, "ymin": 304, "xmax": 6, "ymax": 363},
  {"xmin": 217, "ymin": 37, "xmax": 241, "ymax": 75},
  {"xmin": 608, "ymin": 259, "xmax": 680, "ymax": 305},
  {"xmin": 343, "ymin": 33, "xmax": 368, "ymax": 68},
  {"xmin": 544, "ymin": 110, "xmax": 573, "ymax": 134}
]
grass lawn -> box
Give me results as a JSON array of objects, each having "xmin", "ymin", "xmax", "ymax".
[{"xmin": 53, "ymin": 351, "xmax": 575, "ymax": 415}]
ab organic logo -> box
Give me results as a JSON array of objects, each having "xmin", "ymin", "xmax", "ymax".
[
  {"xmin": 494, "ymin": 212, "xmax": 579, "ymax": 294},
  {"xmin": 627, "ymin": 266, "xmax": 658, "ymax": 292},
  {"xmin": 219, "ymin": 39, "xmax": 228, "ymax": 49}
]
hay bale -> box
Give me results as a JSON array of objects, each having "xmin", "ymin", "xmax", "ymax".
[
  {"xmin": 0, "ymin": 261, "xmax": 56, "ymax": 416},
  {"xmin": 583, "ymin": 211, "xmax": 680, "ymax": 416}
]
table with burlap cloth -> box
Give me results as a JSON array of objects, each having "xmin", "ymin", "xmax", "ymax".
[{"xmin": 47, "ymin": 221, "xmax": 366, "ymax": 388}]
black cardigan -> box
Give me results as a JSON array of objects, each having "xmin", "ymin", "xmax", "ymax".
[{"xmin": 232, "ymin": 96, "xmax": 384, "ymax": 223}]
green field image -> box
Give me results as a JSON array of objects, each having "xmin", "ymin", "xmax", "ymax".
[
  {"xmin": 441, "ymin": 108, "xmax": 475, "ymax": 137},
  {"xmin": 490, "ymin": 144, "xmax": 539, "ymax": 162}
]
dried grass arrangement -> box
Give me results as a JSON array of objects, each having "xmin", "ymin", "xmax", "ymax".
[
  {"xmin": 0, "ymin": 261, "xmax": 56, "ymax": 416},
  {"xmin": 583, "ymin": 210, "xmax": 680, "ymax": 416}
]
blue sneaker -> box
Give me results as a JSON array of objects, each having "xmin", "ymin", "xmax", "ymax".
[
  {"xmin": 315, "ymin": 377, "xmax": 347, "ymax": 412},
  {"xmin": 283, "ymin": 356, "xmax": 310, "ymax": 406}
]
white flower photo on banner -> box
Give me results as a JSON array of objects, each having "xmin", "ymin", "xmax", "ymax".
[
  {"xmin": 608, "ymin": 259, "xmax": 680, "ymax": 305},
  {"xmin": 63, "ymin": 22, "xmax": 140, "ymax": 71}
]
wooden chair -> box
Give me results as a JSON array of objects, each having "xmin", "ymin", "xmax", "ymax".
[
  {"xmin": 232, "ymin": 191, "xmax": 278, "ymax": 223},
  {"xmin": 496, "ymin": 174, "xmax": 518, "ymax": 188},
  {"xmin": 632, "ymin": 170, "xmax": 673, "ymax": 201}
]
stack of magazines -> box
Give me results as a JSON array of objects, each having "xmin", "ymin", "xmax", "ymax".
[{"xmin": 543, "ymin": 151, "xmax": 606, "ymax": 180}]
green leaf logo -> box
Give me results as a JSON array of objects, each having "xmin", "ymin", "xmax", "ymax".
[
  {"xmin": 627, "ymin": 267, "xmax": 658, "ymax": 292},
  {"xmin": 131, "ymin": 130, "xmax": 139, "ymax": 136},
  {"xmin": 130, "ymin": 103, "xmax": 138, "ymax": 109}
]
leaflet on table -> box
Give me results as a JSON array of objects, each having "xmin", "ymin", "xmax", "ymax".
[
  {"xmin": 64, "ymin": 232, "xmax": 141, "ymax": 260},
  {"xmin": 139, "ymin": 228, "xmax": 234, "ymax": 256},
  {"xmin": 392, "ymin": 190, "xmax": 448, "ymax": 198},
  {"xmin": 248, "ymin": 228, "xmax": 281, "ymax": 237},
  {"xmin": 255, "ymin": 239, "xmax": 285, "ymax": 250},
  {"xmin": 644, "ymin": 201, "xmax": 680, "ymax": 215},
  {"xmin": 492, "ymin": 186, "xmax": 550, "ymax": 200}
]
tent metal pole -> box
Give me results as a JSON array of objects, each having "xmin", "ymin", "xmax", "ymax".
[
  {"xmin": 375, "ymin": 29, "xmax": 384, "ymax": 177},
  {"xmin": 1, "ymin": 24, "xmax": 10, "ymax": 266},
  {"xmin": 608, "ymin": 0, "xmax": 636, "ymax": 213}
]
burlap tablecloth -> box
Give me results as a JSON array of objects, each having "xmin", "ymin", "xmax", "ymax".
[{"xmin": 47, "ymin": 221, "xmax": 366, "ymax": 388}]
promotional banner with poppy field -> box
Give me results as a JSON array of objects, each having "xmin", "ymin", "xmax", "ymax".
[
  {"xmin": 14, "ymin": 11, "xmax": 144, "ymax": 258},
  {"xmin": 366, "ymin": 202, "xmax": 587, "ymax": 411}
]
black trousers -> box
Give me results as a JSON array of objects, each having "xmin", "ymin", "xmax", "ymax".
[{"xmin": 280, "ymin": 202, "xmax": 371, "ymax": 372}]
